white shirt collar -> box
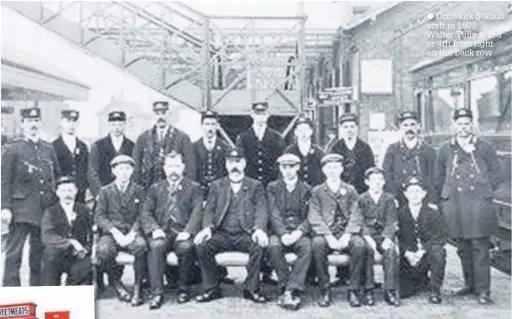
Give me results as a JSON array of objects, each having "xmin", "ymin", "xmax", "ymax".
[
  {"xmin": 409, "ymin": 203, "xmax": 422, "ymax": 219},
  {"xmin": 368, "ymin": 190, "xmax": 383, "ymax": 203},
  {"xmin": 62, "ymin": 134, "xmax": 76, "ymax": 151},
  {"xmin": 252, "ymin": 124, "xmax": 266, "ymax": 140},
  {"xmin": 203, "ymin": 136, "xmax": 217, "ymax": 149},
  {"xmin": 297, "ymin": 140, "xmax": 311, "ymax": 156},
  {"xmin": 403, "ymin": 137, "xmax": 419, "ymax": 149},
  {"xmin": 343, "ymin": 137, "xmax": 357, "ymax": 150},
  {"xmin": 60, "ymin": 201, "xmax": 76, "ymax": 223},
  {"xmin": 116, "ymin": 180, "xmax": 130, "ymax": 192},
  {"xmin": 231, "ymin": 181, "xmax": 242, "ymax": 193},
  {"xmin": 283, "ymin": 177, "xmax": 298, "ymax": 192},
  {"xmin": 110, "ymin": 134, "xmax": 123, "ymax": 151},
  {"xmin": 326, "ymin": 179, "xmax": 342, "ymax": 193}
]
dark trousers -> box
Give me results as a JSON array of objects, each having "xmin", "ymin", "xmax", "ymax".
[
  {"xmin": 3, "ymin": 223, "xmax": 43, "ymax": 286},
  {"xmin": 400, "ymin": 245, "xmax": 446, "ymax": 298},
  {"xmin": 456, "ymin": 237, "xmax": 490, "ymax": 295},
  {"xmin": 42, "ymin": 247, "xmax": 92, "ymax": 286},
  {"xmin": 96, "ymin": 234, "xmax": 147, "ymax": 285},
  {"xmin": 268, "ymin": 235, "xmax": 312, "ymax": 291},
  {"xmin": 148, "ymin": 235, "xmax": 195, "ymax": 295},
  {"xmin": 312, "ymin": 235, "xmax": 373, "ymax": 291},
  {"xmin": 366, "ymin": 236, "xmax": 399, "ymax": 291},
  {"xmin": 196, "ymin": 231, "xmax": 263, "ymax": 292}
]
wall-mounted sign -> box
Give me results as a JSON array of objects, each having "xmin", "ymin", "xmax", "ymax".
[
  {"xmin": 361, "ymin": 60, "xmax": 393, "ymax": 94},
  {"xmin": 317, "ymin": 86, "xmax": 354, "ymax": 106}
]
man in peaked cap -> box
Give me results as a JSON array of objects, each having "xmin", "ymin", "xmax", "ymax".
[
  {"xmin": 267, "ymin": 153, "xmax": 313, "ymax": 310},
  {"xmin": 2, "ymin": 107, "xmax": 60, "ymax": 287},
  {"xmin": 52, "ymin": 109, "xmax": 89, "ymax": 203},
  {"xmin": 194, "ymin": 146, "xmax": 270, "ymax": 303},
  {"xmin": 435, "ymin": 108, "xmax": 503, "ymax": 304},
  {"xmin": 382, "ymin": 110, "xmax": 437, "ymax": 206}
]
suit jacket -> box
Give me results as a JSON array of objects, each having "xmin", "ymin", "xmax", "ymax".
[
  {"xmin": 193, "ymin": 137, "xmax": 229, "ymax": 198},
  {"xmin": 52, "ymin": 136, "xmax": 89, "ymax": 196},
  {"xmin": 267, "ymin": 179, "xmax": 312, "ymax": 236},
  {"xmin": 140, "ymin": 178, "xmax": 203, "ymax": 236},
  {"xmin": 327, "ymin": 138, "xmax": 375, "ymax": 194},
  {"xmin": 94, "ymin": 181, "xmax": 145, "ymax": 235},
  {"xmin": 203, "ymin": 176, "xmax": 268, "ymax": 233},
  {"xmin": 284, "ymin": 142, "xmax": 325, "ymax": 187},
  {"xmin": 1, "ymin": 139, "xmax": 60, "ymax": 226},
  {"xmin": 133, "ymin": 126, "xmax": 196, "ymax": 189},
  {"xmin": 88, "ymin": 135, "xmax": 134, "ymax": 197},
  {"xmin": 308, "ymin": 181, "xmax": 362, "ymax": 236},
  {"xmin": 236, "ymin": 127, "xmax": 285, "ymax": 186},
  {"xmin": 397, "ymin": 203, "xmax": 448, "ymax": 256},
  {"xmin": 41, "ymin": 202, "xmax": 92, "ymax": 252},
  {"xmin": 358, "ymin": 191, "xmax": 398, "ymax": 239}
]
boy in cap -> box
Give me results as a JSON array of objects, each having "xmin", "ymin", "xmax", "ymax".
[
  {"xmin": 41, "ymin": 176, "xmax": 92, "ymax": 286},
  {"xmin": 2, "ymin": 107, "xmax": 60, "ymax": 287},
  {"xmin": 358, "ymin": 167, "xmax": 399, "ymax": 306},
  {"xmin": 267, "ymin": 153, "xmax": 312, "ymax": 310},
  {"xmin": 398, "ymin": 176, "xmax": 447, "ymax": 304},
  {"xmin": 95, "ymin": 155, "xmax": 148, "ymax": 306},
  {"xmin": 52, "ymin": 110, "xmax": 89, "ymax": 203},
  {"xmin": 308, "ymin": 153, "xmax": 371, "ymax": 308}
]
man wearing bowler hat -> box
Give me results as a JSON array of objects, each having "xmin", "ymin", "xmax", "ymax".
[
  {"xmin": 435, "ymin": 108, "xmax": 503, "ymax": 304},
  {"xmin": 2, "ymin": 107, "xmax": 60, "ymax": 286},
  {"xmin": 52, "ymin": 110, "xmax": 89, "ymax": 203}
]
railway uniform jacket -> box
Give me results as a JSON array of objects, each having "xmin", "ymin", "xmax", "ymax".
[
  {"xmin": 193, "ymin": 137, "xmax": 230, "ymax": 199},
  {"xmin": 1, "ymin": 139, "xmax": 60, "ymax": 226},
  {"xmin": 284, "ymin": 142, "xmax": 325, "ymax": 187},
  {"xmin": 140, "ymin": 178, "xmax": 203, "ymax": 237},
  {"xmin": 87, "ymin": 135, "xmax": 134, "ymax": 197},
  {"xmin": 94, "ymin": 181, "xmax": 145, "ymax": 235},
  {"xmin": 236, "ymin": 127, "xmax": 285, "ymax": 186},
  {"xmin": 382, "ymin": 140, "xmax": 437, "ymax": 203},
  {"xmin": 308, "ymin": 181, "xmax": 363, "ymax": 237},
  {"xmin": 267, "ymin": 179, "xmax": 312, "ymax": 236},
  {"xmin": 326, "ymin": 138, "xmax": 375, "ymax": 194},
  {"xmin": 41, "ymin": 202, "xmax": 92, "ymax": 252},
  {"xmin": 133, "ymin": 126, "xmax": 196, "ymax": 190},
  {"xmin": 202, "ymin": 177, "xmax": 269, "ymax": 233},
  {"xmin": 359, "ymin": 191, "xmax": 398, "ymax": 240},
  {"xmin": 52, "ymin": 136, "xmax": 89, "ymax": 202},
  {"xmin": 435, "ymin": 137, "xmax": 503, "ymax": 239}
]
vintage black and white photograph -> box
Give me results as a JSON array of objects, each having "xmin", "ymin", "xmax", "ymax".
[{"xmin": 0, "ymin": 1, "xmax": 511, "ymax": 318}]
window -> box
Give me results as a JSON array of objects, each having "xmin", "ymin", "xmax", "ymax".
[
  {"xmin": 429, "ymin": 85, "xmax": 465, "ymax": 133},
  {"xmin": 470, "ymin": 69, "xmax": 511, "ymax": 134}
]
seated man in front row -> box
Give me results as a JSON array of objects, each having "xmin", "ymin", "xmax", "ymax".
[
  {"xmin": 267, "ymin": 153, "xmax": 312, "ymax": 310},
  {"xmin": 398, "ymin": 176, "xmax": 447, "ymax": 304},
  {"xmin": 308, "ymin": 154, "xmax": 373, "ymax": 308},
  {"xmin": 141, "ymin": 151, "xmax": 203, "ymax": 309},
  {"xmin": 41, "ymin": 176, "xmax": 92, "ymax": 286},
  {"xmin": 194, "ymin": 147, "xmax": 269, "ymax": 303},
  {"xmin": 94, "ymin": 155, "xmax": 148, "ymax": 306}
]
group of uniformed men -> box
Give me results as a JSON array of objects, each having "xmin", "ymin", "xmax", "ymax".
[{"xmin": 1, "ymin": 101, "xmax": 503, "ymax": 311}]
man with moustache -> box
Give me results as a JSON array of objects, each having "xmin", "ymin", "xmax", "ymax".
[
  {"xmin": 194, "ymin": 147, "xmax": 270, "ymax": 303},
  {"xmin": 382, "ymin": 111, "xmax": 437, "ymax": 206},
  {"xmin": 326, "ymin": 113, "xmax": 374, "ymax": 286},
  {"xmin": 52, "ymin": 110, "xmax": 89, "ymax": 203},
  {"xmin": 1, "ymin": 107, "xmax": 60, "ymax": 286},
  {"xmin": 141, "ymin": 151, "xmax": 203, "ymax": 309},
  {"xmin": 193, "ymin": 110, "xmax": 234, "ymax": 285},
  {"xmin": 41, "ymin": 176, "xmax": 93, "ymax": 286},
  {"xmin": 435, "ymin": 108, "xmax": 503, "ymax": 304}
]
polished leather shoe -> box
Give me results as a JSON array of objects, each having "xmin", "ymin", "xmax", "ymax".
[
  {"xmin": 317, "ymin": 289, "xmax": 332, "ymax": 307},
  {"xmin": 455, "ymin": 286, "xmax": 474, "ymax": 296},
  {"xmin": 113, "ymin": 281, "xmax": 132, "ymax": 303},
  {"xmin": 243, "ymin": 290, "xmax": 268, "ymax": 303},
  {"xmin": 477, "ymin": 293, "xmax": 492, "ymax": 305},
  {"xmin": 196, "ymin": 289, "xmax": 222, "ymax": 303},
  {"xmin": 429, "ymin": 292, "xmax": 442, "ymax": 304},
  {"xmin": 221, "ymin": 276, "xmax": 236, "ymax": 285},
  {"xmin": 277, "ymin": 290, "xmax": 300, "ymax": 310},
  {"xmin": 330, "ymin": 278, "xmax": 349, "ymax": 287},
  {"xmin": 177, "ymin": 291, "xmax": 194, "ymax": 304},
  {"xmin": 384, "ymin": 290, "xmax": 400, "ymax": 307},
  {"xmin": 348, "ymin": 290, "xmax": 361, "ymax": 308},
  {"xmin": 130, "ymin": 285, "xmax": 143, "ymax": 307},
  {"xmin": 364, "ymin": 290, "xmax": 375, "ymax": 306},
  {"xmin": 149, "ymin": 294, "xmax": 163, "ymax": 310},
  {"xmin": 261, "ymin": 274, "xmax": 278, "ymax": 286}
]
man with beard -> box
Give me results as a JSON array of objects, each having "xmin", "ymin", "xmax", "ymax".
[
  {"xmin": 1, "ymin": 107, "xmax": 60, "ymax": 286},
  {"xmin": 267, "ymin": 153, "xmax": 312, "ymax": 310},
  {"xmin": 435, "ymin": 108, "xmax": 503, "ymax": 304},
  {"xmin": 133, "ymin": 101, "xmax": 196, "ymax": 288},
  {"xmin": 382, "ymin": 111, "xmax": 437, "ymax": 206},
  {"xmin": 326, "ymin": 113, "xmax": 374, "ymax": 286},
  {"xmin": 236, "ymin": 102, "xmax": 285, "ymax": 285},
  {"xmin": 141, "ymin": 151, "xmax": 203, "ymax": 309},
  {"xmin": 95, "ymin": 155, "xmax": 147, "ymax": 306},
  {"xmin": 52, "ymin": 110, "xmax": 89, "ymax": 203},
  {"xmin": 41, "ymin": 176, "xmax": 93, "ymax": 286},
  {"xmin": 193, "ymin": 110, "xmax": 234, "ymax": 285},
  {"xmin": 194, "ymin": 147, "xmax": 270, "ymax": 303}
]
